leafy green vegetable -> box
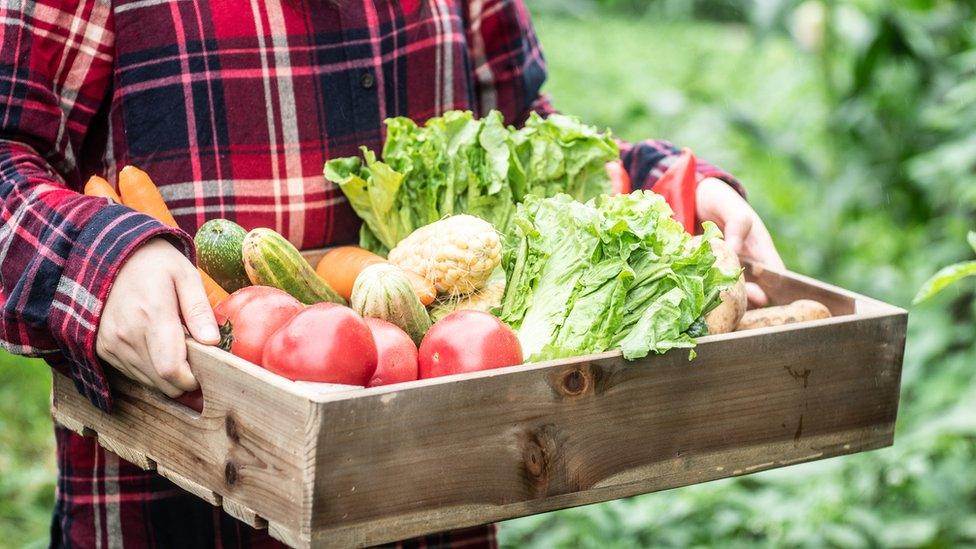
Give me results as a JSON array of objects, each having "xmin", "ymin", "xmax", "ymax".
[
  {"xmin": 323, "ymin": 110, "xmax": 618, "ymax": 252},
  {"xmin": 498, "ymin": 191, "xmax": 738, "ymax": 361}
]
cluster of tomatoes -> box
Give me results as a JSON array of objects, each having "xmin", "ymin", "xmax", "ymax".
[{"xmin": 212, "ymin": 286, "xmax": 524, "ymax": 388}]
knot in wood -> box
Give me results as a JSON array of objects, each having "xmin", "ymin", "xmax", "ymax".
[
  {"xmin": 224, "ymin": 461, "xmax": 239, "ymax": 486},
  {"xmin": 521, "ymin": 425, "xmax": 559, "ymax": 497},
  {"xmin": 523, "ymin": 441, "xmax": 547, "ymax": 479},
  {"xmin": 225, "ymin": 415, "xmax": 240, "ymax": 443},
  {"xmin": 554, "ymin": 364, "xmax": 594, "ymax": 397}
]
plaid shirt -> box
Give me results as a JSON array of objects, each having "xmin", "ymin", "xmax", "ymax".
[{"xmin": 0, "ymin": 0, "xmax": 738, "ymax": 546}]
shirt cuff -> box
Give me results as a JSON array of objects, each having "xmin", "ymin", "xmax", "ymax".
[
  {"xmin": 621, "ymin": 139, "xmax": 747, "ymax": 199},
  {"xmin": 50, "ymin": 204, "xmax": 193, "ymax": 412}
]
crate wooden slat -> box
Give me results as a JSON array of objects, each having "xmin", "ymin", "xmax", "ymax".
[{"xmin": 51, "ymin": 263, "xmax": 906, "ymax": 548}]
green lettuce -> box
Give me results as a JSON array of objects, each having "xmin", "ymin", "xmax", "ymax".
[
  {"xmin": 498, "ymin": 191, "xmax": 739, "ymax": 361},
  {"xmin": 324, "ymin": 110, "xmax": 617, "ymax": 253}
]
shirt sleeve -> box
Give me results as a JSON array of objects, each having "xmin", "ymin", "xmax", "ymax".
[
  {"xmin": 0, "ymin": 0, "xmax": 192, "ymax": 411},
  {"xmin": 618, "ymin": 140, "xmax": 745, "ymax": 196},
  {"xmin": 464, "ymin": 0, "xmax": 744, "ymax": 196}
]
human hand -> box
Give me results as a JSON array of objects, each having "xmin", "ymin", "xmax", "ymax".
[
  {"xmin": 696, "ymin": 177, "xmax": 785, "ymax": 306},
  {"xmin": 95, "ymin": 238, "xmax": 220, "ymax": 397}
]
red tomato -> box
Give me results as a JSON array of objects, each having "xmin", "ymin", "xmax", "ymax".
[
  {"xmin": 262, "ymin": 303, "xmax": 377, "ymax": 385},
  {"xmin": 650, "ymin": 148, "xmax": 698, "ymax": 234},
  {"xmin": 606, "ymin": 160, "xmax": 632, "ymax": 195},
  {"xmin": 364, "ymin": 318, "xmax": 419, "ymax": 387},
  {"xmin": 215, "ymin": 285, "xmax": 284, "ymax": 318},
  {"xmin": 418, "ymin": 310, "xmax": 523, "ymax": 379},
  {"xmin": 214, "ymin": 286, "xmax": 303, "ymax": 366}
]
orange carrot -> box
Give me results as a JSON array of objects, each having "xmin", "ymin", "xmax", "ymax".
[
  {"xmin": 116, "ymin": 166, "xmax": 227, "ymax": 307},
  {"xmin": 199, "ymin": 268, "xmax": 230, "ymax": 308},
  {"xmin": 83, "ymin": 175, "xmax": 122, "ymax": 202},
  {"xmin": 315, "ymin": 246, "xmax": 437, "ymax": 305},
  {"xmin": 118, "ymin": 165, "xmax": 179, "ymax": 228}
]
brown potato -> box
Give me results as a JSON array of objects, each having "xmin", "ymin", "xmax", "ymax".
[
  {"xmin": 735, "ymin": 299, "xmax": 832, "ymax": 331},
  {"xmin": 694, "ymin": 237, "xmax": 747, "ymax": 335},
  {"xmin": 706, "ymin": 277, "xmax": 748, "ymax": 334}
]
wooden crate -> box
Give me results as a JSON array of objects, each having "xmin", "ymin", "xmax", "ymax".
[{"xmin": 50, "ymin": 261, "xmax": 907, "ymax": 548}]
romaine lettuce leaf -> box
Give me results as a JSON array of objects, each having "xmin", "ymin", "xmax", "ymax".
[
  {"xmin": 324, "ymin": 110, "xmax": 617, "ymax": 252},
  {"xmin": 499, "ymin": 191, "xmax": 738, "ymax": 361}
]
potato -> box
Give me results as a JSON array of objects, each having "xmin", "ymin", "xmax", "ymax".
[
  {"xmin": 735, "ymin": 299, "xmax": 832, "ymax": 331},
  {"xmin": 707, "ymin": 278, "xmax": 748, "ymax": 334},
  {"xmin": 692, "ymin": 237, "xmax": 747, "ymax": 335}
]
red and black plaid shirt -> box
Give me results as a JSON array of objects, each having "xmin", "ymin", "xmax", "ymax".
[{"xmin": 0, "ymin": 0, "xmax": 738, "ymax": 546}]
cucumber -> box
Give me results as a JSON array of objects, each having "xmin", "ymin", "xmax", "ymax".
[
  {"xmin": 195, "ymin": 219, "xmax": 250, "ymax": 292},
  {"xmin": 242, "ymin": 228, "xmax": 346, "ymax": 305}
]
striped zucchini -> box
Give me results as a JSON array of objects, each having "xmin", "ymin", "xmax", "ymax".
[{"xmin": 242, "ymin": 228, "xmax": 346, "ymax": 305}]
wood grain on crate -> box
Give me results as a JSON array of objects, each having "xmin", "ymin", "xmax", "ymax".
[
  {"xmin": 303, "ymin": 308, "xmax": 905, "ymax": 546},
  {"xmin": 50, "ymin": 262, "xmax": 907, "ymax": 548}
]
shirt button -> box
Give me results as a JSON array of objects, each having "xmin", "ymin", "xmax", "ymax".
[{"xmin": 360, "ymin": 72, "xmax": 375, "ymax": 89}]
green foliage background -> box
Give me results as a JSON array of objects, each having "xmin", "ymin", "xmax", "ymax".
[{"xmin": 2, "ymin": 0, "xmax": 975, "ymax": 546}]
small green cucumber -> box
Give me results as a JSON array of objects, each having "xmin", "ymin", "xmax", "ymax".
[
  {"xmin": 195, "ymin": 219, "xmax": 250, "ymax": 292},
  {"xmin": 242, "ymin": 228, "xmax": 346, "ymax": 305}
]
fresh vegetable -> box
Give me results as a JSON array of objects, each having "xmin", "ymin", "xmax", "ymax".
[
  {"xmin": 323, "ymin": 110, "xmax": 617, "ymax": 254},
  {"xmin": 83, "ymin": 175, "xmax": 121, "ymax": 202},
  {"xmin": 429, "ymin": 279, "xmax": 505, "ymax": 323},
  {"xmin": 214, "ymin": 286, "xmax": 303, "ymax": 365},
  {"xmin": 388, "ymin": 214, "xmax": 501, "ymax": 296},
  {"xmin": 196, "ymin": 219, "xmax": 250, "ymax": 292},
  {"xmin": 216, "ymin": 284, "xmax": 293, "ymax": 319},
  {"xmin": 697, "ymin": 237, "xmax": 747, "ymax": 335},
  {"xmin": 118, "ymin": 165, "xmax": 179, "ymax": 228},
  {"xmin": 418, "ymin": 310, "xmax": 523, "ymax": 379},
  {"xmin": 199, "ymin": 268, "xmax": 230, "ymax": 308},
  {"xmin": 606, "ymin": 161, "xmax": 632, "ymax": 195},
  {"xmin": 115, "ymin": 165, "xmax": 223, "ymax": 302},
  {"xmin": 735, "ymin": 299, "xmax": 832, "ymax": 331},
  {"xmin": 315, "ymin": 246, "xmax": 436, "ymax": 305},
  {"xmin": 364, "ymin": 318, "xmax": 419, "ymax": 387},
  {"xmin": 262, "ymin": 303, "xmax": 377, "ymax": 385},
  {"xmin": 650, "ymin": 148, "xmax": 698, "ymax": 234},
  {"xmin": 350, "ymin": 263, "xmax": 431, "ymax": 345},
  {"xmin": 498, "ymin": 191, "xmax": 738, "ymax": 361},
  {"xmin": 242, "ymin": 228, "xmax": 346, "ymax": 305}
]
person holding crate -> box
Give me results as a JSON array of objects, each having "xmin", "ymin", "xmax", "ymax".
[{"xmin": 0, "ymin": 0, "xmax": 782, "ymax": 546}]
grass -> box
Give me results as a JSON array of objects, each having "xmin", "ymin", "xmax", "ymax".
[{"xmin": 0, "ymin": 353, "xmax": 54, "ymax": 548}]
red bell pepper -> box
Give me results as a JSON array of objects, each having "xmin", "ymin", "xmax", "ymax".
[{"xmin": 651, "ymin": 148, "xmax": 698, "ymax": 234}]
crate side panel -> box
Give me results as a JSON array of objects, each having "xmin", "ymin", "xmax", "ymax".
[
  {"xmin": 51, "ymin": 346, "xmax": 315, "ymax": 534},
  {"xmin": 308, "ymin": 312, "xmax": 905, "ymax": 546}
]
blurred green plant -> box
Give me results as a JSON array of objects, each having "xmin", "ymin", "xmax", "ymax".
[{"xmin": 915, "ymin": 231, "xmax": 976, "ymax": 304}]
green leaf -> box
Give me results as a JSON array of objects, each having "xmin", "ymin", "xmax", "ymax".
[
  {"xmin": 913, "ymin": 260, "xmax": 976, "ymax": 304},
  {"xmin": 325, "ymin": 109, "xmax": 617, "ymax": 253},
  {"xmin": 500, "ymin": 191, "xmax": 734, "ymax": 361},
  {"xmin": 968, "ymin": 230, "xmax": 976, "ymax": 254}
]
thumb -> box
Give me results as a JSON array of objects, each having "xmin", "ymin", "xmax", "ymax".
[
  {"xmin": 722, "ymin": 214, "xmax": 752, "ymax": 258},
  {"xmin": 174, "ymin": 268, "xmax": 221, "ymax": 345}
]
